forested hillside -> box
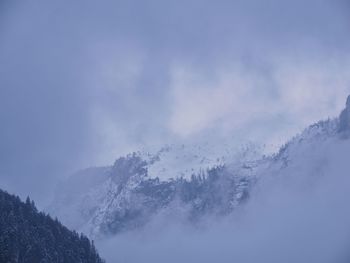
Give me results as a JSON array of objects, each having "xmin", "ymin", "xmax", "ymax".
[{"xmin": 0, "ymin": 189, "xmax": 104, "ymax": 263}]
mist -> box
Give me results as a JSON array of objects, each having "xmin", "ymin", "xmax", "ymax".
[
  {"xmin": 1, "ymin": 0, "xmax": 350, "ymax": 208},
  {"xmin": 97, "ymin": 138, "xmax": 350, "ymax": 263},
  {"xmin": 2, "ymin": 1, "xmax": 350, "ymax": 262}
]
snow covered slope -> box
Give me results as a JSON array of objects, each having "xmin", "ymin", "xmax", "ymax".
[
  {"xmin": 49, "ymin": 140, "xmax": 262, "ymax": 237},
  {"xmin": 49, "ymin": 96, "xmax": 350, "ymax": 240}
]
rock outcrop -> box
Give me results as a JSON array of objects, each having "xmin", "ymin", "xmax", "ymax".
[{"xmin": 338, "ymin": 95, "xmax": 350, "ymax": 135}]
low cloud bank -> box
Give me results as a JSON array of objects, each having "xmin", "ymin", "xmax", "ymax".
[{"xmin": 97, "ymin": 138, "xmax": 350, "ymax": 263}]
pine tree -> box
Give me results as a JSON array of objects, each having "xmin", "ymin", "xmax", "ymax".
[{"xmin": 0, "ymin": 189, "xmax": 105, "ymax": 263}]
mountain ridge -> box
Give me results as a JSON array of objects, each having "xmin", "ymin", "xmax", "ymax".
[{"xmin": 49, "ymin": 95, "xmax": 350, "ymax": 239}]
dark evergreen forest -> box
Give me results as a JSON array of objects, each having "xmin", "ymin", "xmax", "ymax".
[{"xmin": 0, "ymin": 189, "xmax": 104, "ymax": 263}]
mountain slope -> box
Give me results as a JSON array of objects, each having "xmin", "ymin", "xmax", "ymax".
[
  {"xmin": 50, "ymin": 96, "xmax": 350, "ymax": 240},
  {"xmin": 50, "ymin": 141, "xmax": 261, "ymax": 238},
  {"xmin": 0, "ymin": 189, "xmax": 104, "ymax": 263}
]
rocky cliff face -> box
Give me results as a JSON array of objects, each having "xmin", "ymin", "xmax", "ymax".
[{"xmin": 338, "ymin": 95, "xmax": 350, "ymax": 135}]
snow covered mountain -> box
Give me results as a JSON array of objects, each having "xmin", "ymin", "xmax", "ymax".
[
  {"xmin": 49, "ymin": 140, "xmax": 263, "ymax": 238},
  {"xmin": 49, "ymin": 96, "xmax": 350, "ymax": 240}
]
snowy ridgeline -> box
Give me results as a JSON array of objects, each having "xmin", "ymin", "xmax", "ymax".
[
  {"xmin": 49, "ymin": 140, "xmax": 263, "ymax": 238},
  {"xmin": 49, "ymin": 96, "xmax": 350, "ymax": 239}
]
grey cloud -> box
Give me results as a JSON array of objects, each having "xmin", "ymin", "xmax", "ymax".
[{"xmin": 0, "ymin": 0, "xmax": 349, "ymax": 206}]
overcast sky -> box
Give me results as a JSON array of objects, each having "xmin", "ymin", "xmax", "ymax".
[{"xmin": 1, "ymin": 0, "xmax": 350, "ymax": 205}]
